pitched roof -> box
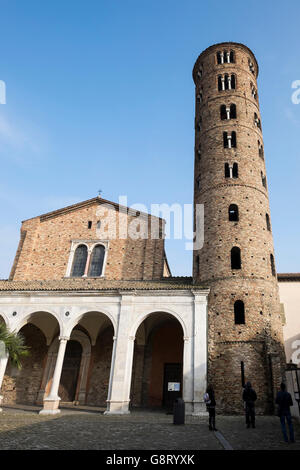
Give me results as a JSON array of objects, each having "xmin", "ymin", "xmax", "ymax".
[
  {"xmin": 23, "ymin": 196, "xmax": 164, "ymax": 223},
  {"xmin": 0, "ymin": 277, "xmax": 206, "ymax": 293}
]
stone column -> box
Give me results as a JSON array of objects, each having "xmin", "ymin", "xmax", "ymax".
[
  {"xmin": 37, "ymin": 351, "xmax": 55, "ymax": 404},
  {"xmin": 192, "ymin": 294, "xmax": 208, "ymax": 415},
  {"xmin": 39, "ymin": 336, "xmax": 69, "ymax": 415},
  {"xmin": 105, "ymin": 294, "xmax": 135, "ymax": 414},
  {"xmin": 182, "ymin": 336, "xmax": 194, "ymax": 415},
  {"xmin": 0, "ymin": 351, "xmax": 9, "ymax": 412}
]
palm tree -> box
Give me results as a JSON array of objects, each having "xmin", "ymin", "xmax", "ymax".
[{"xmin": 0, "ymin": 322, "xmax": 29, "ymax": 369}]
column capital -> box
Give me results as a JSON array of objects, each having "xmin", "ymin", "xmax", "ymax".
[{"xmin": 58, "ymin": 336, "xmax": 69, "ymax": 342}]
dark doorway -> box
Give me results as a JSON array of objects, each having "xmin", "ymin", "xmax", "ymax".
[
  {"xmin": 162, "ymin": 363, "xmax": 182, "ymax": 412},
  {"xmin": 59, "ymin": 340, "xmax": 82, "ymax": 402}
]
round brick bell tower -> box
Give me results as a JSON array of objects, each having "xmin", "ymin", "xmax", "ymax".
[{"xmin": 192, "ymin": 43, "xmax": 286, "ymax": 414}]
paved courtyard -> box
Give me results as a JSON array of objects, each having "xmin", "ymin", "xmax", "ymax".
[{"xmin": 0, "ymin": 406, "xmax": 299, "ymax": 450}]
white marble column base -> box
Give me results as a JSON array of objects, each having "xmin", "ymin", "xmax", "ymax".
[
  {"xmin": 104, "ymin": 400, "xmax": 131, "ymax": 415},
  {"xmin": 192, "ymin": 401, "xmax": 209, "ymax": 416},
  {"xmin": 39, "ymin": 396, "xmax": 61, "ymax": 415}
]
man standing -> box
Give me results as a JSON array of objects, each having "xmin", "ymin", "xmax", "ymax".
[
  {"xmin": 275, "ymin": 382, "xmax": 295, "ymax": 443},
  {"xmin": 242, "ymin": 382, "xmax": 257, "ymax": 428}
]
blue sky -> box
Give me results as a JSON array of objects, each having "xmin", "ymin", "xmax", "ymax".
[{"xmin": 0, "ymin": 0, "xmax": 299, "ymax": 278}]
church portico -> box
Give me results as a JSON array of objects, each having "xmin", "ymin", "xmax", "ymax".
[{"xmin": 0, "ymin": 282, "xmax": 209, "ymax": 415}]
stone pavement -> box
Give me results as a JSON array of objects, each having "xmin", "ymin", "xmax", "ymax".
[{"xmin": 0, "ymin": 406, "xmax": 299, "ymax": 450}]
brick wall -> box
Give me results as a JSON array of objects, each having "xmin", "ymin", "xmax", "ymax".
[{"xmin": 11, "ymin": 199, "xmax": 165, "ymax": 281}]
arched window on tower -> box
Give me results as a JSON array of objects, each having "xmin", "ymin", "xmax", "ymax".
[
  {"xmin": 231, "ymin": 131, "xmax": 237, "ymax": 148},
  {"xmin": 196, "ymin": 90, "xmax": 203, "ymax": 104},
  {"xmin": 234, "ymin": 300, "xmax": 245, "ymax": 324},
  {"xmin": 229, "ymin": 204, "xmax": 239, "ymax": 222},
  {"xmin": 248, "ymin": 58, "xmax": 255, "ymax": 75},
  {"xmin": 218, "ymin": 75, "xmax": 223, "ymax": 91},
  {"xmin": 231, "ymin": 75, "xmax": 236, "ymax": 89},
  {"xmin": 88, "ymin": 244, "xmax": 105, "ymax": 277},
  {"xmin": 261, "ymin": 171, "xmax": 267, "ymax": 188},
  {"xmin": 230, "ymin": 104, "xmax": 237, "ymax": 119},
  {"xmin": 230, "ymin": 50, "xmax": 235, "ymax": 63},
  {"xmin": 258, "ymin": 141, "xmax": 264, "ymax": 159},
  {"xmin": 231, "ymin": 247, "xmax": 241, "ymax": 269},
  {"xmin": 225, "ymin": 163, "xmax": 230, "ymax": 178},
  {"xmin": 71, "ymin": 244, "xmax": 88, "ymax": 277},
  {"xmin": 223, "ymin": 132, "xmax": 236, "ymax": 149},
  {"xmin": 197, "ymin": 144, "xmax": 201, "ymax": 160},
  {"xmin": 232, "ymin": 162, "xmax": 238, "ymax": 178},
  {"xmin": 254, "ymin": 113, "xmax": 261, "ymax": 130},
  {"xmin": 266, "ymin": 213, "xmax": 271, "ymax": 231},
  {"xmin": 270, "ymin": 254, "xmax": 276, "ymax": 276},
  {"xmin": 197, "ymin": 117, "xmax": 202, "ymax": 132},
  {"xmin": 220, "ymin": 105, "xmax": 227, "ymax": 120},
  {"xmin": 224, "ymin": 74, "xmax": 229, "ymax": 90}
]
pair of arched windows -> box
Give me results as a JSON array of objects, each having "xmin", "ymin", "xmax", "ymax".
[
  {"xmin": 223, "ymin": 131, "xmax": 237, "ymax": 148},
  {"xmin": 220, "ymin": 104, "xmax": 237, "ymax": 120},
  {"xmin": 225, "ymin": 162, "xmax": 238, "ymax": 178},
  {"xmin": 218, "ymin": 74, "xmax": 236, "ymax": 91},
  {"xmin": 71, "ymin": 244, "xmax": 105, "ymax": 278}
]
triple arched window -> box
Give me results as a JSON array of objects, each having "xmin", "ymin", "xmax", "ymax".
[
  {"xmin": 217, "ymin": 50, "xmax": 235, "ymax": 64},
  {"xmin": 71, "ymin": 244, "xmax": 106, "ymax": 278},
  {"xmin": 218, "ymin": 74, "xmax": 236, "ymax": 91}
]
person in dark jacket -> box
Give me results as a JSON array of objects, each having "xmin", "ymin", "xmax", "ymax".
[
  {"xmin": 275, "ymin": 382, "xmax": 295, "ymax": 443},
  {"xmin": 242, "ymin": 381, "xmax": 257, "ymax": 428},
  {"xmin": 204, "ymin": 385, "xmax": 217, "ymax": 431}
]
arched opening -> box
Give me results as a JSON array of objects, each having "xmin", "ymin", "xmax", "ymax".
[
  {"xmin": 234, "ymin": 301, "xmax": 245, "ymax": 324},
  {"xmin": 71, "ymin": 244, "xmax": 88, "ymax": 277},
  {"xmin": 220, "ymin": 104, "xmax": 227, "ymax": 120},
  {"xmin": 266, "ymin": 213, "xmax": 271, "ymax": 231},
  {"xmin": 68, "ymin": 311, "xmax": 115, "ymax": 408},
  {"xmin": 59, "ymin": 340, "xmax": 82, "ymax": 402},
  {"xmin": 229, "ymin": 204, "xmax": 239, "ymax": 222},
  {"xmin": 3, "ymin": 310, "xmax": 60, "ymax": 406},
  {"xmin": 88, "ymin": 244, "xmax": 105, "ymax": 277},
  {"xmin": 270, "ymin": 254, "xmax": 276, "ymax": 276},
  {"xmin": 231, "ymin": 74, "xmax": 236, "ymax": 89},
  {"xmin": 230, "ymin": 104, "xmax": 237, "ymax": 119},
  {"xmin": 231, "ymin": 247, "xmax": 241, "ymax": 270},
  {"xmin": 218, "ymin": 75, "xmax": 222, "ymax": 91},
  {"xmin": 130, "ymin": 312, "xmax": 184, "ymax": 412},
  {"xmin": 232, "ymin": 162, "xmax": 238, "ymax": 178}
]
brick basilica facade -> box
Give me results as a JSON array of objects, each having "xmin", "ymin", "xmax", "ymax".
[{"xmin": 0, "ymin": 42, "xmax": 286, "ymax": 415}]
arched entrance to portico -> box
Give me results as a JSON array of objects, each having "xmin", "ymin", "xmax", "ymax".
[
  {"xmin": 130, "ymin": 312, "xmax": 184, "ymax": 411},
  {"xmin": 65, "ymin": 311, "xmax": 115, "ymax": 407},
  {"xmin": 3, "ymin": 311, "xmax": 60, "ymax": 406}
]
